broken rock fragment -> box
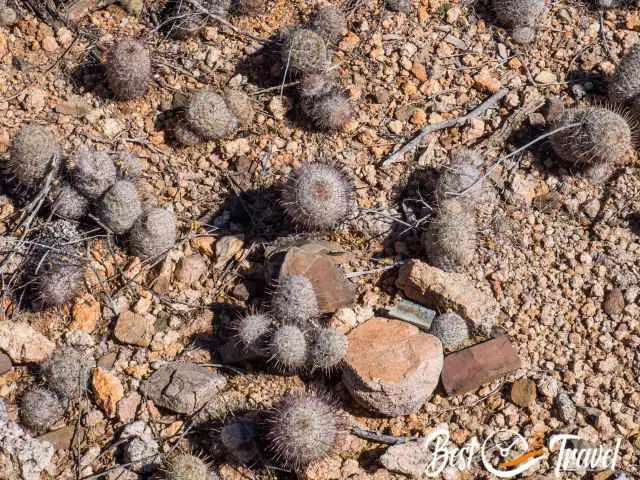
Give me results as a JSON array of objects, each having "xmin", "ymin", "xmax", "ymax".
[
  {"xmin": 141, "ymin": 363, "xmax": 227, "ymax": 414},
  {"xmin": 0, "ymin": 321, "xmax": 55, "ymax": 364},
  {"xmin": 342, "ymin": 317, "xmax": 443, "ymax": 416},
  {"xmin": 441, "ymin": 335, "xmax": 521, "ymax": 395}
]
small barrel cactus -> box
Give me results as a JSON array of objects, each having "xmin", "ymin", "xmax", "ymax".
[
  {"xmin": 271, "ymin": 274, "xmax": 319, "ymax": 324},
  {"xmin": 281, "ymin": 162, "xmax": 354, "ymax": 229},
  {"xmin": 385, "ymin": 0, "xmax": 412, "ymax": 13},
  {"xmin": 105, "ymin": 38, "xmax": 151, "ymax": 100},
  {"xmin": 163, "ymin": 0, "xmax": 231, "ymax": 39},
  {"xmin": 301, "ymin": 89, "xmax": 355, "ymax": 131},
  {"xmin": 20, "ymin": 388, "xmax": 64, "ymax": 434},
  {"xmin": 309, "ymin": 6, "xmax": 347, "ymax": 44},
  {"xmin": 162, "ymin": 453, "xmax": 210, "ymax": 480},
  {"xmin": 41, "ymin": 346, "xmax": 95, "ymax": 402},
  {"xmin": 609, "ymin": 46, "xmax": 640, "ymax": 104},
  {"xmin": 423, "ymin": 198, "xmax": 476, "ymax": 272},
  {"xmin": 233, "ymin": 312, "xmax": 273, "ymax": 353},
  {"xmin": 549, "ymin": 106, "xmax": 632, "ymax": 169},
  {"xmin": 268, "ymin": 324, "xmax": 308, "ymax": 372},
  {"xmin": 171, "ymin": 115, "xmax": 204, "ymax": 146},
  {"xmin": 8, "ymin": 124, "xmax": 60, "ymax": 188},
  {"xmin": 299, "ymin": 73, "xmax": 333, "ymax": 98},
  {"xmin": 309, "ymin": 328, "xmax": 348, "ymax": 372},
  {"xmin": 185, "ymin": 90, "xmax": 239, "ymax": 140},
  {"xmin": 435, "ymin": 150, "xmax": 483, "ymax": 199},
  {"xmin": 50, "ymin": 184, "xmax": 89, "ymax": 220},
  {"xmin": 281, "ymin": 28, "xmax": 329, "ymax": 75},
  {"xmin": 69, "ymin": 149, "xmax": 117, "ymax": 199},
  {"xmin": 265, "ymin": 394, "xmax": 344, "ymax": 469},
  {"xmin": 492, "ymin": 0, "xmax": 546, "ymax": 44},
  {"xmin": 128, "ymin": 208, "xmax": 177, "ymax": 260},
  {"xmin": 220, "ymin": 419, "xmax": 260, "ymax": 465},
  {"xmin": 224, "ymin": 89, "xmax": 255, "ymax": 127},
  {"xmin": 430, "ymin": 312, "xmax": 470, "ymax": 350},
  {"xmin": 34, "ymin": 264, "xmax": 85, "ymax": 308},
  {"xmin": 95, "ymin": 180, "xmax": 143, "ymax": 233}
]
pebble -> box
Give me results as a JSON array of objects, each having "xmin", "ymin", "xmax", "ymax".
[
  {"xmin": 604, "ymin": 288, "xmax": 625, "ymax": 315},
  {"xmin": 174, "ymin": 254, "xmax": 207, "ymax": 285},
  {"xmin": 535, "ymin": 70, "xmax": 557, "ymax": 84},
  {"xmin": 555, "ymin": 391, "xmax": 577, "ymax": 423},
  {"xmin": 41, "ymin": 36, "xmax": 59, "ymax": 52},
  {"xmin": 91, "ymin": 368, "xmax": 124, "ymax": 418},
  {"xmin": 70, "ymin": 294, "xmax": 101, "ymax": 332},
  {"xmin": 117, "ymin": 392, "xmax": 141, "ymax": 424},
  {"xmin": 387, "ymin": 120, "xmax": 403, "ymax": 134},
  {"xmin": 380, "ymin": 424, "xmax": 449, "ymax": 477},
  {"xmin": 510, "ymin": 378, "xmax": 537, "ymax": 407},
  {"xmin": 120, "ymin": 422, "xmax": 160, "ymax": 472},
  {"xmin": 114, "ymin": 311, "xmax": 155, "ymax": 347},
  {"xmin": 0, "ymin": 321, "xmax": 55, "ymax": 363},
  {"xmin": 0, "ymin": 413, "xmax": 54, "ymax": 480},
  {"xmin": 537, "ymin": 376, "xmax": 559, "ymax": 399},
  {"xmin": 215, "ymin": 235, "xmax": 244, "ymax": 267}
]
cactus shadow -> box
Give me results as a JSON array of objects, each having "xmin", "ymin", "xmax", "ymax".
[
  {"xmin": 235, "ymin": 34, "xmax": 285, "ymax": 89},
  {"xmin": 69, "ymin": 43, "xmax": 112, "ymax": 100},
  {"xmin": 627, "ymin": 212, "xmax": 640, "ymax": 236}
]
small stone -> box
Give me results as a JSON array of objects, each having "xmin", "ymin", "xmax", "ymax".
[
  {"xmin": 510, "ymin": 378, "xmax": 537, "ymax": 407},
  {"xmin": 441, "ymin": 336, "xmax": 521, "ymax": 395},
  {"xmin": 410, "ymin": 109, "xmax": 427, "ymax": 126},
  {"xmin": 174, "ymin": 254, "xmax": 207, "ymax": 285},
  {"xmin": 41, "ymin": 36, "xmax": 59, "ymax": 52},
  {"xmin": 0, "ymin": 7, "xmax": 17, "ymax": 27},
  {"xmin": 91, "ymin": 368, "xmax": 124, "ymax": 418},
  {"xmin": 0, "ymin": 352, "xmax": 11, "ymax": 375},
  {"xmin": 215, "ymin": 235, "xmax": 244, "ymax": 267},
  {"xmin": 387, "ymin": 120, "xmax": 403, "ymax": 134},
  {"xmin": 474, "ymin": 69, "xmax": 501, "ymax": 93},
  {"xmin": 0, "ymin": 416, "xmax": 55, "ymax": 480},
  {"xmin": 603, "ymin": 288, "xmax": 625, "ymax": 316},
  {"xmin": 537, "ymin": 376, "xmax": 559, "ymax": 399},
  {"xmin": 268, "ymin": 96, "xmax": 289, "ymax": 120},
  {"xmin": 380, "ymin": 425, "xmax": 448, "ymax": 477},
  {"xmin": 190, "ymin": 236, "xmax": 215, "ymax": 257},
  {"xmin": 386, "ymin": 299, "xmax": 436, "ymax": 330},
  {"xmin": 70, "ymin": 293, "xmax": 101, "ymax": 332},
  {"xmin": 223, "ymin": 138, "xmax": 250, "ymax": 158},
  {"xmin": 535, "ymin": 70, "xmax": 557, "ymax": 84},
  {"xmin": 555, "ymin": 391, "xmax": 576, "ymax": 423},
  {"xmin": 120, "ymin": 421, "xmax": 160, "ymax": 472},
  {"xmin": 114, "ymin": 311, "xmax": 155, "ymax": 347},
  {"xmin": 117, "ymin": 392, "xmax": 141, "ymax": 424},
  {"xmin": 0, "ymin": 321, "xmax": 55, "ymax": 363},
  {"xmin": 24, "ymin": 89, "xmax": 46, "ymax": 111},
  {"xmin": 120, "ymin": 0, "xmax": 144, "ymax": 15},
  {"xmin": 411, "ymin": 63, "xmax": 427, "ymax": 81},
  {"xmin": 343, "ymin": 317, "xmax": 443, "ymax": 416}
]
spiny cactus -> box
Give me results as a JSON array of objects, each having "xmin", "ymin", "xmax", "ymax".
[
  {"xmin": 105, "ymin": 38, "xmax": 151, "ymax": 100},
  {"xmin": 309, "ymin": 328, "xmax": 348, "ymax": 372},
  {"xmin": 430, "ymin": 312, "xmax": 470, "ymax": 350},
  {"xmin": 162, "ymin": 453, "xmax": 209, "ymax": 480},
  {"xmin": 19, "ymin": 388, "xmax": 63, "ymax": 434},
  {"xmin": 233, "ymin": 312, "xmax": 273, "ymax": 353},
  {"xmin": 281, "ymin": 162, "xmax": 354, "ymax": 229},
  {"xmin": 492, "ymin": 0, "xmax": 545, "ymax": 43},
  {"xmin": 185, "ymin": 90, "xmax": 239, "ymax": 140},
  {"xmin": 8, "ymin": 124, "xmax": 60, "ymax": 188},
  {"xmin": 224, "ymin": 89, "xmax": 255, "ymax": 127},
  {"xmin": 511, "ymin": 26, "xmax": 536, "ymax": 45},
  {"xmin": 268, "ymin": 324, "xmax": 308, "ymax": 372},
  {"xmin": 609, "ymin": 46, "xmax": 640, "ymax": 104},
  {"xmin": 309, "ymin": 6, "xmax": 347, "ymax": 44},
  {"xmin": 220, "ymin": 419, "xmax": 260, "ymax": 465},
  {"xmin": 115, "ymin": 153, "xmax": 143, "ymax": 180},
  {"xmin": 423, "ymin": 198, "xmax": 476, "ymax": 272},
  {"xmin": 41, "ymin": 346, "xmax": 95, "ymax": 402},
  {"xmin": 128, "ymin": 208, "xmax": 176, "ymax": 260},
  {"xmin": 95, "ymin": 180, "xmax": 143, "ymax": 234},
  {"xmin": 299, "ymin": 73, "xmax": 333, "ymax": 98},
  {"xmin": 271, "ymin": 274, "xmax": 319, "ymax": 324},
  {"xmin": 302, "ymin": 89, "xmax": 354, "ymax": 131},
  {"xmin": 550, "ymin": 106, "xmax": 632, "ymax": 169},
  {"xmin": 435, "ymin": 150, "xmax": 483, "ymax": 200},
  {"xmin": 69, "ymin": 149, "xmax": 117, "ymax": 199},
  {"xmin": 171, "ymin": 116, "xmax": 204, "ymax": 146},
  {"xmin": 281, "ymin": 29, "xmax": 329, "ymax": 75},
  {"xmin": 34, "ymin": 264, "xmax": 85, "ymax": 308},
  {"xmin": 50, "ymin": 184, "xmax": 89, "ymax": 220},
  {"xmin": 265, "ymin": 393, "xmax": 344, "ymax": 469}
]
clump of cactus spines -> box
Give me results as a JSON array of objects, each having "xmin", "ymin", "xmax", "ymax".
[
  {"xmin": 224, "ymin": 89, "xmax": 255, "ymax": 127},
  {"xmin": 69, "ymin": 149, "xmax": 117, "ymax": 199},
  {"xmin": 105, "ymin": 38, "xmax": 151, "ymax": 100},
  {"xmin": 95, "ymin": 180, "xmax": 143, "ymax": 233},
  {"xmin": 19, "ymin": 388, "xmax": 64, "ymax": 434},
  {"xmin": 8, "ymin": 124, "xmax": 60, "ymax": 188},
  {"xmin": 430, "ymin": 312, "xmax": 470, "ymax": 350},
  {"xmin": 185, "ymin": 90, "xmax": 239, "ymax": 140},
  {"xmin": 271, "ymin": 275, "xmax": 319, "ymax": 324},
  {"xmin": 128, "ymin": 208, "xmax": 176, "ymax": 260},
  {"xmin": 435, "ymin": 150, "xmax": 483, "ymax": 200},
  {"xmin": 34, "ymin": 264, "xmax": 85, "ymax": 308},
  {"xmin": 171, "ymin": 118, "xmax": 203, "ymax": 146},
  {"xmin": 609, "ymin": 46, "xmax": 640, "ymax": 104},
  {"xmin": 162, "ymin": 453, "xmax": 209, "ymax": 480},
  {"xmin": 423, "ymin": 198, "xmax": 476, "ymax": 272},
  {"xmin": 115, "ymin": 153, "xmax": 143, "ymax": 180},
  {"xmin": 233, "ymin": 312, "xmax": 273, "ymax": 353},
  {"xmin": 281, "ymin": 163, "xmax": 354, "ymax": 229},
  {"xmin": 41, "ymin": 346, "xmax": 95, "ymax": 402},
  {"xmin": 220, "ymin": 419, "xmax": 260, "ymax": 465},
  {"xmin": 268, "ymin": 324, "xmax": 308, "ymax": 371},
  {"xmin": 385, "ymin": 0, "xmax": 412, "ymax": 13},
  {"xmin": 549, "ymin": 106, "xmax": 632, "ymax": 170},
  {"xmin": 265, "ymin": 394, "xmax": 344, "ymax": 469},
  {"xmin": 492, "ymin": 0, "xmax": 546, "ymax": 44},
  {"xmin": 309, "ymin": 328, "xmax": 348, "ymax": 372},
  {"xmin": 299, "ymin": 73, "xmax": 333, "ymax": 98},
  {"xmin": 301, "ymin": 89, "xmax": 354, "ymax": 131},
  {"xmin": 50, "ymin": 184, "xmax": 89, "ymax": 220},
  {"xmin": 281, "ymin": 29, "xmax": 329, "ymax": 75},
  {"xmin": 309, "ymin": 6, "xmax": 347, "ymax": 44}
]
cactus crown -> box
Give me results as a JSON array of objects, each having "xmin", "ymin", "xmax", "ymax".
[
  {"xmin": 435, "ymin": 150, "xmax": 483, "ymax": 199},
  {"xmin": 69, "ymin": 149, "xmax": 117, "ymax": 199},
  {"xmin": 105, "ymin": 38, "xmax": 151, "ymax": 100},
  {"xmin": 281, "ymin": 29, "xmax": 329, "ymax": 75},
  {"xmin": 609, "ymin": 45, "xmax": 640, "ymax": 104},
  {"xmin": 281, "ymin": 163, "xmax": 354, "ymax": 229},
  {"xmin": 41, "ymin": 346, "xmax": 95, "ymax": 401},
  {"xmin": 271, "ymin": 274, "xmax": 319, "ymax": 324},
  {"xmin": 309, "ymin": 6, "xmax": 347, "ymax": 44},
  {"xmin": 268, "ymin": 324, "xmax": 308, "ymax": 372},
  {"xmin": 492, "ymin": 0, "xmax": 546, "ymax": 28},
  {"xmin": 185, "ymin": 90, "xmax": 239, "ymax": 140},
  {"xmin": 220, "ymin": 419, "xmax": 260, "ymax": 465},
  {"xmin": 128, "ymin": 208, "xmax": 177, "ymax": 260},
  {"xmin": 233, "ymin": 312, "xmax": 273, "ymax": 351},
  {"xmin": 162, "ymin": 454, "xmax": 210, "ymax": 480},
  {"xmin": 95, "ymin": 180, "xmax": 143, "ymax": 234},
  {"xmin": 8, "ymin": 124, "xmax": 60, "ymax": 188},
  {"xmin": 309, "ymin": 328, "xmax": 348, "ymax": 372},
  {"xmin": 430, "ymin": 312, "xmax": 470, "ymax": 350},
  {"xmin": 224, "ymin": 89, "xmax": 255, "ymax": 127},
  {"xmin": 19, "ymin": 387, "xmax": 64, "ymax": 434},
  {"xmin": 265, "ymin": 393, "xmax": 344, "ymax": 469},
  {"xmin": 302, "ymin": 89, "xmax": 354, "ymax": 131},
  {"xmin": 50, "ymin": 184, "xmax": 89, "ymax": 221}
]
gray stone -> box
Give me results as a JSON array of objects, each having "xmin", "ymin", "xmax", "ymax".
[
  {"xmin": 0, "ymin": 415, "xmax": 54, "ymax": 480},
  {"xmin": 120, "ymin": 421, "xmax": 159, "ymax": 473},
  {"xmin": 380, "ymin": 424, "xmax": 449, "ymax": 477},
  {"xmin": 386, "ymin": 299, "xmax": 436, "ymax": 330},
  {"xmin": 140, "ymin": 363, "xmax": 227, "ymax": 414},
  {"xmin": 555, "ymin": 391, "xmax": 576, "ymax": 424},
  {"xmin": 429, "ymin": 312, "xmax": 470, "ymax": 350}
]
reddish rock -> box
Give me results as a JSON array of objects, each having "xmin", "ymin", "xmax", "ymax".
[
  {"xmin": 174, "ymin": 254, "xmax": 207, "ymax": 285},
  {"xmin": 92, "ymin": 368, "xmax": 124, "ymax": 418},
  {"xmin": 114, "ymin": 311, "xmax": 155, "ymax": 347},
  {"xmin": 511, "ymin": 378, "xmax": 537, "ymax": 407},
  {"xmin": 441, "ymin": 336, "xmax": 521, "ymax": 396},
  {"xmin": 343, "ymin": 317, "xmax": 443, "ymax": 416},
  {"xmin": 0, "ymin": 352, "xmax": 11, "ymax": 375},
  {"xmin": 117, "ymin": 392, "xmax": 141, "ymax": 423},
  {"xmin": 70, "ymin": 293, "xmax": 101, "ymax": 332}
]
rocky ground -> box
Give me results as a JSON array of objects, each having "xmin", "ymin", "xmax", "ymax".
[{"xmin": 0, "ymin": 0, "xmax": 639, "ymax": 479}]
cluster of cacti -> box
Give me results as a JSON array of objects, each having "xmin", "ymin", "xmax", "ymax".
[
  {"xmin": 104, "ymin": 38, "xmax": 151, "ymax": 100},
  {"xmin": 162, "ymin": 0, "xmax": 231, "ymax": 39},
  {"xmin": 232, "ymin": 273, "xmax": 348, "ymax": 374},
  {"xmin": 549, "ymin": 106, "xmax": 632, "ymax": 182},
  {"xmin": 491, "ymin": 0, "xmax": 546, "ymax": 44},
  {"xmin": 161, "ymin": 453, "xmax": 211, "ymax": 480},
  {"xmin": 281, "ymin": 162, "xmax": 354, "ymax": 229},
  {"xmin": 308, "ymin": 6, "xmax": 347, "ymax": 45},
  {"xmin": 172, "ymin": 89, "xmax": 254, "ymax": 145}
]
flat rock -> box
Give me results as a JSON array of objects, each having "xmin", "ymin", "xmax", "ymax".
[
  {"xmin": 114, "ymin": 311, "xmax": 155, "ymax": 347},
  {"xmin": 379, "ymin": 424, "xmax": 449, "ymax": 477},
  {"xmin": 510, "ymin": 378, "xmax": 537, "ymax": 407},
  {"xmin": 342, "ymin": 317, "xmax": 443, "ymax": 416},
  {"xmin": 91, "ymin": 368, "xmax": 124, "ymax": 418},
  {"xmin": 441, "ymin": 335, "xmax": 521, "ymax": 395},
  {"xmin": 0, "ymin": 321, "xmax": 55, "ymax": 363},
  {"xmin": 396, "ymin": 260, "xmax": 498, "ymax": 335},
  {"xmin": 140, "ymin": 363, "xmax": 227, "ymax": 414},
  {"xmin": 0, "ymin": 414, "xmax": 54, "ymax": 480}
]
